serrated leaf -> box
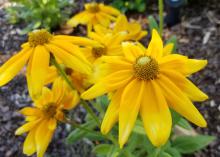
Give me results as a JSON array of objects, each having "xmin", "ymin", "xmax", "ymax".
[
  {"xmin": 172, "ymin": 135, "xmax": 215, "ymax": 154},
  {"xmin": 148, "ymin": 16, "xmax": 159, "ymax": 33}
]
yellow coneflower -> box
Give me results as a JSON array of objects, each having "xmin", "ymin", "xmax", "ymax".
[
  {"xmin": 0, "ymin": 29, "xmax": 99, "ymax": 99},
  {"xmin": 81, "ymin": 30, "xmax": 127, "ymax": 63},
  {"xmin": 67, "ymin": 2, "xmax": 121, "ymax": 31},
  {"xmin": 94, "ymin": 14, "xmax": 148, "ymax": 41},
  {"xmin": 15, "ymin": 77, "xmax": 79, "ymax": 157},
  {"xmin": 82, "ymin": 29, "xmax": 208, "ymax": 148}
]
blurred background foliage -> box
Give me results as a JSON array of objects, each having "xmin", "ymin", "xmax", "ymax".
[{"xmin": 6, "ymin": 0, "xmax": 75, "ymax": 34}]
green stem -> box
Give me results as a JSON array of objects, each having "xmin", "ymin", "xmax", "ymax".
[
  {"xmin": 81, "ymin": 99, "xmax": 101, "ymax": 126},
  {"xmin": 158, "ymin": 0, "xmax": 164, "ymax": 36},
  {"xmin": 51, "ymin": 57, "xmax": 101, "ymax": 126},
  {"xmin": 51, "ymin": 57, "xmax": 118, "ymax": 146},
  {"xmin": 64, "ymin": 118, "xmax": 104, "ymax": 137}
]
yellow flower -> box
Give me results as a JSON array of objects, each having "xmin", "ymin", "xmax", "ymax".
[
  {"xmin": 0, "ymin": 29, "xmax": 99, "ymax": 99},
  {"xmin": 81, "ymin": 29, "xmax": 208, "ymax": 148},
  {"xmin": 81, "ymin": 30, "xmax": 127, "ymax": 63},
  {"xmin": 94, "ymin": 15, "xmax": 148, "ymax": 41},
  {"xmin": 15, "ymin": 77, "xmax": 79, "ymax": 157},
  {"xmin": 67, "ymin": 2, "xmax": 121, "ymax": 31}
]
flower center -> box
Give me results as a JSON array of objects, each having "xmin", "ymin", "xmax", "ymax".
[
  {"xmin": 28, "ymin": 29, "xmax": 53, "ymax": 47},
  {"xmin": 133, "ymin": 55, "xmax": 159, "ymax": 80},
  {"xmin": 87, "ymin": 3, "xmax": 100, "ymax": 13},
  {"xmin": 42, "ymin": 103, "xmax": 57, "ymax": 118},
  {"xmin": 92, "ymin": 46, "xmax": 107, "ymax": 58}
]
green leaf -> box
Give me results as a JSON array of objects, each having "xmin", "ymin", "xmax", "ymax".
[
  {"xmin": 172, "ymin": 135, "xmax": 215, "ymax": 154},
  {"xmin": 171, "ymin": 109, "xmax": 181, "ymax": 125},
  {"xmin": 159, "ymin": 152, "xmax": 172, "ymax": 157},
  {"xmin": 166, "ymin": 36, "xmax": 177, "ymax": 52},
  {"xmin": 133, "ymin": 120, "xmax": 146, "ymax": 135},
  {"xmin": 148, "ymin": 16, "xmax": 159, "ymax": 33},
  {"xmin": 66, "ymin": 120, "xmax": 96, "ymax": 144},
  {"xmin": 165, "ymin": 148, "xmax": 182, "ymax": 157},
  {"xmin": 92, "ymin": 144, "xmax": 113, "ymax": 155},
  {"xmin": 177, "ymin": 118, "xmax": 192, "ymax": 130}
]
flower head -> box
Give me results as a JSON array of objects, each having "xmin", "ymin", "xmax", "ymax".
[
  {"xmin": 15, "ymin": 78, "xmax": 79, "ymax": 157},
  {"xmin": 94, "ymin": 15, "xmax": 147, "ymax": 41},
  {"xmin": 67, "ymin": 2, "xmax": 121, "ymax": 31},
  {"xmin": 81, "ymin": 30, "xmax": 127, "ymax": 63},
  {"xmin": 0, "ymin": 29, "xmax": 99, "ymax": 99},
  {"xmin": 82, "ymin": 29, "xmax": 208, "ymax": 148}
]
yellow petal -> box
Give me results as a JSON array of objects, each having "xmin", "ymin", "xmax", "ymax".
[
  {"xmin": 46, "ymin": 44, "xmax": 92, "ymax": 75},
  {"xmin": 157, "ymin": 74, "xmax": 207, "ymax": 127},
  {"xmin": 19, "ymin": 107, "xmax": 42, "ymax": 116},
  {"xmin": 99, "ymin": 3, "xmax": 121, "ymax": 16},
  {"xmin": 0, "ymin": 47, "xmax": 32, "ymax": 86},
  {"xmin": 160, "ymin": 69, "xmax": 208, "ymax": 102},
  {"xmin": 62, "ymin": 90, "xmax": 80, "ymax": 110},
  {"xmin": 53, "ymin": 35, "xmax": 101, "ymax": 47},
  {"xmin": 35, "ymin": 120, "xmax": 54, "ymax": 157},
  {"xmin": 114, "ymin": 15, "xmax": 128, "ymax": 33},
  {"xmin": 44, "ymin": 66, "xmax": 58, "ymax": 85},
  {"xmin": 23, "ymin": 129, "xmax": 36, "ymax": 156},
  {"xmin": 122, "ymin": 42, "xmax": 143, "ymax": 62},
  {"xmin": 51, "ymin": 40, "xmax": 91, "ymax": 65},
  {"xmin": 52, "ymin": 77, "xmax": 65, "ymax": 105},
  {"xmin": 81, "ymin": 70, "xmax": 133, "ymax": 100},
  {"xmin": 140, "ymin": 81, "xmax": 171, "ymax": 147},
  {"xmin": 119, "ymin": 79, "xmax": 144, "ymax": 148},
  {"xmin": 101, "ymin": 89, "xmax": 123, "ymax": 134},
  {"xmin": 28, "ymin": 46, "xmax": 50, "ymax": 99},
  {"xmin": 96, "ymin": 13, "xmax": 111, "ymax": 27},
  {"xmin": 147, "ymin": 29, "xmax": 163, "ymax": 59},
  {"xmin": 48, "ymin": 118, "xmax": 57, "ymax": 130},
  {"xmin": 15, "ymin": 119, "xmax": 40, "ymax": 135},
  {"xmin": 67, "ymin": 12, "xmax": 88, "ymax": 26},
  {"xmin": 163, "ymin": 43, "xmax": 174, "ymax": 56},
  {"xmin": 185, "ymin": 59, "xmax": 207, "ymax": 75}
]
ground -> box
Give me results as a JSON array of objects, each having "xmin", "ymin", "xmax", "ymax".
[{"xmin": 0, "ymin": 0, "xmax": 219, "ymax": 157}]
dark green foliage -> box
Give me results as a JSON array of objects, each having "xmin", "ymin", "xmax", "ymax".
[
  {"xmin": 6, "ymin": 0, "xmax": 75, "ymax": 34},
  {"xmin": 111, "ymin": 0, "xmax": 146, "ymax": 13}
]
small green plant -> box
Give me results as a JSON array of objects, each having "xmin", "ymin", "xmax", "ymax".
[
  {"xmin": 111, "ymin": 0, "xmax": 146, "ymax": 13},
  {"xmin": 6, "ymin": 0, "xmax": 75, "ymax": 34}
]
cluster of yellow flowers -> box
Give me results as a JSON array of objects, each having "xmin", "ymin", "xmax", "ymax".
[{"xmin": 0, "ymin": 2, "xmax": 208, "ymax": 157}]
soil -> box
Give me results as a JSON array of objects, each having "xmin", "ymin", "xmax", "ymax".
[{"xmin": 0, "ymin": 0, "xmax": 220, "ymax": 157}]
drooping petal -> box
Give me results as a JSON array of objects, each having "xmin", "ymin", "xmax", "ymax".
[
  {"xmin": 101, "ymin": 88, "xmax": 123, "ymax": 134},
  {"xmin": 52, "ymin": 77, "xmax": 65, "ymax": 105},
  {"xmin": 48, "ymin": 118, "xmax": 57, "ymax": 130},
  {"xmin": 81, "ymin": 70, "xmax": 133, "ymax": 99},
  {"xmin": 28, "ymin": 46, "xmax": 50, "ymax": 99},
  {"xmin": 62, "ymin": 90, "xmax": 80, "ymax": 110},
  {"xmin": 23, "ymin": 129, "xmax": 36, "ymax": 156},
  {"xmin": 67, "ymin": 12, "xmax": 88, "ymax": 26},
  {"xmin": 0, "ymin": 47, "xmax": 32, "ymax": 86},
  {"xmin": 157, "ymin": 74, "xmax": 207, "ymax": 127},
  {"xmin": 119, "ymin": 79, "xmax": 144, "ymax": 148},
  {"xmin": 160, "ymin": 69, "xmax": 208, "ymax": 102},
  {"xmin": 15, "ymin": 119, "xmax": 41, "ymax": 135},
  {"xmin": 53, "ymin": 36, "xmax": 101, "ymax": 47},
  {"xmin": 45, "ymin": 44, "xmax": 92, "ymax": 75},
  {"xmin": 51, "ymin": 40, "xmax": 91, "ymax": 65},
  {"xmin": 147, "ymin": 29, "xmax": 163, "ymax": 59},
  {"xmin": 140, "ymin": 81, "xmax": 172, "ymax": 147},
  {"xmin": 35, "ymin": 120, "xmax": 54, "ymax": 157},
  {"xmin": 44, "ymin": 66, "xmax": 58, "ymax": 85}
]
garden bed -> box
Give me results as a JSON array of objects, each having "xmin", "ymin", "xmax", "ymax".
[{"xmin": 0, "ymin": 0, "xmax": 219, "ymax": 157}]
